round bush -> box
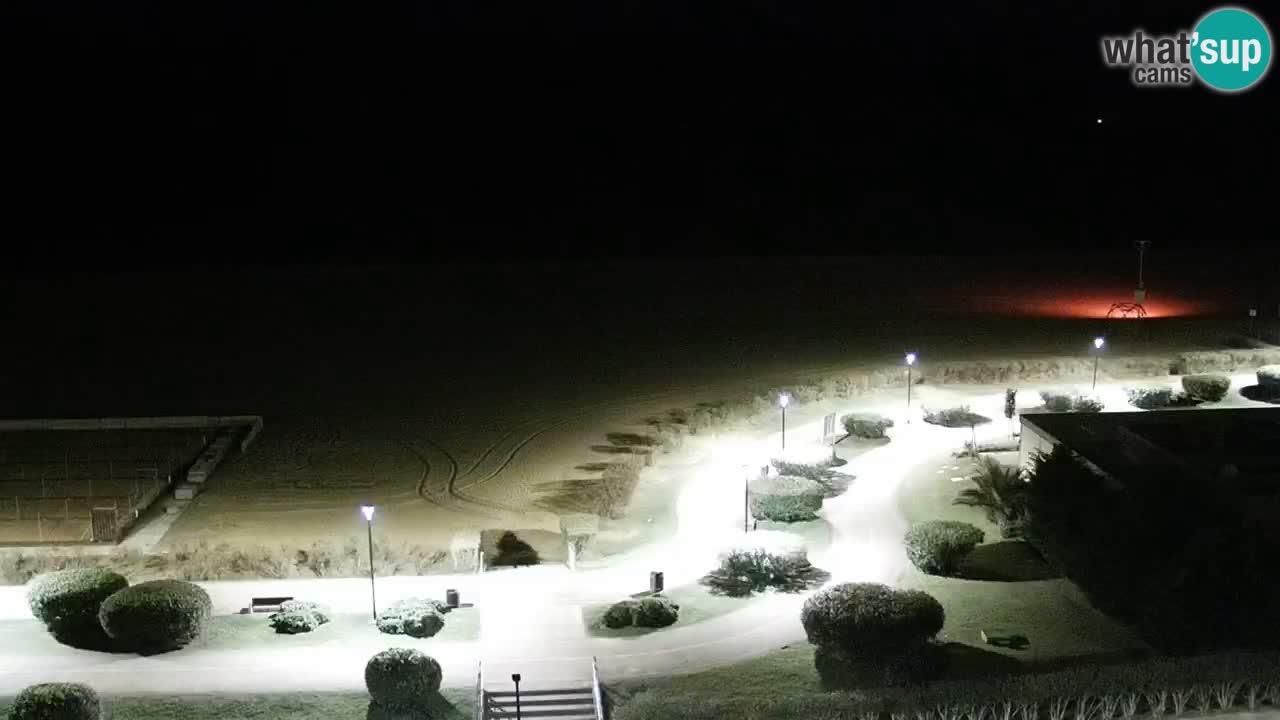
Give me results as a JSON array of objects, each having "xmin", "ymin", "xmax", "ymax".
[
  {"xmin": 377, "ymin": 598, "xmax": 446, "ymax": 638},
  {"xmin": 903, "ymin": 521, "xmax": 985, "ymax": 575},
  {"xmin": 1257, "ymin": 365, "xmax": 1280, "ymax": 389},
  {"xmin": 842, "ymin": 413, "xmax": 894, "ymax": 440},
  {"xmin": 98, "ymin": 579, "xmax": 212, "ymax": 651},
  {"xmin": 26, "ymin": 569, "xmax": 128, "ymax": 645},
  {"xmin": 603, "ymin": 600, "xmax": 638, "ymax": 629},
  {"xmin": 365, "ymin": 648, "xmax": 442, "ymax": 709},
  {"xmin": 801, "ymin": 582, "xmax": 945, "ymax": 657},
  {"xmin": 1182, "ymin": 374, "xmax": 1231, "ymax": 402},
  {"xmin": 633, "ymin": 596, "xmax": 680, "ymax": 628},
  {"xmin": 749, "ymin": 475, "xmax": 825, "ymax": 522},
  {"xmin": 268, "ymin": 600, "xmax": 331, "ymax": 635},
  {"xmin": 10, "ymin": 682, "xmax": 100, "ymax": 720}
]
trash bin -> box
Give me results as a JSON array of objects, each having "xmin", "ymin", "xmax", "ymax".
[
  {"xmin": 649, "ymin": 571, "xmax": 664, "ymax": 593},
  {"xmin": 446, "ymin": 589, "xmax": 460, "ymax": 608}
]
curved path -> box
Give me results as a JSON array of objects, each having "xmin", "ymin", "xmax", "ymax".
[
  {"xmin": 4, "ymin": 373, "xmax": 1266, "ymax": 695},
  {"xmin": 0, "ymin": 399, "xmax": 949, "ymax": 695}
]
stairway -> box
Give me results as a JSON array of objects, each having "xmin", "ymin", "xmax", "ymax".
[{"xmin": 483, "ymin": 687, "xmax": 598, "ymax": 720}]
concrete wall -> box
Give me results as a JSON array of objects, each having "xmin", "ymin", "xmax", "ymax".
[{"xmin": 1018, "ymin": 415, "xmax": 1060, "ymax": 472}]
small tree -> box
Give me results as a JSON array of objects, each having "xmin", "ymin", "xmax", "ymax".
[
  {"xmin": 1004, "ymin": 388, "xmax": 1017, "ymax": 437},
  {"xmin": 954, "ymin": 456, "xmax": 1028, "ymax": 538}
]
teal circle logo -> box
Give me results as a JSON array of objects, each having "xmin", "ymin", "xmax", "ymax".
[{"xmin": 1191, "ymin": 7, "xmax": 1272, "ymax": 92}]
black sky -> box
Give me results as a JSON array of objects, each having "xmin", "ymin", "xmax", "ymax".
[{"xmin": 3, "ymin": 1, "xmax": 1276, "ymax": 265}]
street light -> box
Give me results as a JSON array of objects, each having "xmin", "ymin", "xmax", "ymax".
[
  {"xmin": 512, "ymin": 673, "xmax": 523, "ymax": 720},
  {"xmin": 360, "ymin": 504, "xmax": 377, "ymax": 621},
  {"xmin": 778, "ymin": 393, "xmax": 790, "ymax": 451},
  {"xmin": 905, "ymin": 352, "xmax": 917, "ymax": 420},
  {"xmin": 1091, "ymin": 337, "xmax": 1105, "ymax": 390}
]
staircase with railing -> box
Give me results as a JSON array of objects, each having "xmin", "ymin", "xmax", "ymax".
[{"xmin": 476, "ymin": 658, "xmax": 605, "ymax": 720}]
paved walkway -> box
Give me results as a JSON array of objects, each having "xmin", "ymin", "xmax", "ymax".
[{"xmin": 0, "ymin": 372, "xmax": 1270, "ymax": 696}]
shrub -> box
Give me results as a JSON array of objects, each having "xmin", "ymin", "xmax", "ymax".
[
  {"xmin": 1257, "ymin": 365, "xmax": 1280, "ymax": 389},
  {"xmin": 954, "ymin": 457, "xmax": 1027, "ymax": 539},
  {"xmin": 701, "ymin": 548, "xmax": 827, "ymax": 597},
  {"xmin": 633, "ymin": 596, "xmax": 680, "ymax": 628},
  {"xmin": 377, "ymin": 598, "xmax": 446, "ymax": 638},
  {"xmin": 490, "ymin": 532, "xmax": 540, "ymax": 567},
  {"xmin": 903, "ymin": 521, "xmax": 985, "ymax": 575},
  {"xmin": 750, "ymin": 475, "xmax": 826, "ymax": 522},
  {"xmin": 767, "ymin": 461, "xmax": 850, "ymax": 498},
  {"xmin": 26, "ymin": 568, "xmax": 128, "ymax": 647},
  {"xmin": 922, "ymin": 406, "xmax": 990, "ymax": 428},
  {"xmin": 98, "ymin": 579, "xmax": 211, "ymax": 652},
  {"xmin": 1182, "ymin": 374, "xmax": 1231, "ymax": 402},
  {"xmin": 603, "ymin": 600, "xmax": 639, "ymax": 628},
  {"xmin": 1040, "ymin": 391, "xmax": 1104, "ymax": 412},
  {"xmin": 1071, "ymin": 395, "xmax": 1104, "ymax": 412},
  {"xmin": 268, "ymin": 600, "xmax": 331, "ymax": 634},
  {"xmin": 602, "ymin": 596, "xmax": 680, "ymax": 629},
  {"xmin": 1126, "ymin": 387, "xmax": 1200, "ymax": 410},
  {"xmin": 1040, "ymin": 391, "xmax": 1073, "ymax": 412},
  {"xmin": 800, "ymin": 582, "xmax": 944, "ymax": 657},
  {"xmin": 365, "ymin": 648, "xmax": 442, "ymax": 710},
  {"xmin": 10, "ymin": 683, "xmax": 100, "ymax": 720},
  {"xmin": 841, "ymin": 413, "xmax": 894, "ymax": 440}
]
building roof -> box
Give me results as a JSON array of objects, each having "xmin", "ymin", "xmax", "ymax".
[{"xmin": 1021, "ymin": 407, "xmax": 1280, "ymax": 496}]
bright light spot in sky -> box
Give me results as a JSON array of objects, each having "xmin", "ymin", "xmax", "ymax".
[{"xmin": 1097, "ymin": 118, "xmax": 1103, "ymax": 124}]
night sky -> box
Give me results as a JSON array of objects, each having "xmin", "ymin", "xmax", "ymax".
[{"xmin": 3, "ymin": 1, "xmax": 1276, "ymax": 265}]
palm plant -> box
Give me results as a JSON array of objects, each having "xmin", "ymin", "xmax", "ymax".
[{"xmin": 953, "ymin": 456, "xmax": 1029, "ymax": 539}]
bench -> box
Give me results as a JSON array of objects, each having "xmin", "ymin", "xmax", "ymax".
[{"xmin": 248, "ymin": 596, "xmax": 293, "ymax": 613}]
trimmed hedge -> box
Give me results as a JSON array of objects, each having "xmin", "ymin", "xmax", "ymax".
[
  {"xmin": 269, "ymin": 600, "xmax": 331, "ymax": 634},
  {"xmin": 98, "ymin": 579, "xmax": 211, "ymax": 652},
  {"xmin": 750, "ymin": 474, "xmax": 826, "ymax": 522},
  {"xmin": 376, "ymin": 597, "xmax": 446, "ymax": 638},
  {"xmin": 903, "ymin": 521, "xmax": 984, "ymax": 575},
  {"xmin": 365, "ymin": 648, "xmax": 442, "ymax": 710},
  {"xmin": 10, "ymin": 683, "xmax": 101, "ymax": 720},
  {"xmin": 602, "ymin": 596, "xmax": 680, "ymax": 629},
  {"xmin": 1182, "ymin": 374, "xmax": 1231, "ymax": 402},
  {"xmin": 26, "ymin": 569, "xmax": 128, "ymax": 647},
  {"xmin": 841, "ymin": 413, "xmax": 894, "ymax": 440},
  {"xmin": 1040, "ymin": 391, "xmax": 1103, "ymax": 413},
  {"xmin": 801, "ymin": 582, "xmax": 944, "ymax": 657}
]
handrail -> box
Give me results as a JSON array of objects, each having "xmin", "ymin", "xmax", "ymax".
[
  {"xmin": 591, "ymin": 655, "xmax": 605, "ymax": 720},
  {"xmin": 475, "ymin": 660, "xmax": 484, "ymax": 720}
]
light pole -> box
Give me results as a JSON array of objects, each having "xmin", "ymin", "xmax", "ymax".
[
  {"xmin": 778, "ymin": 393, "xmax": 790, "ymax": 451},
  {"xmin": 744, "ymin": 474, "xmax": 750, "ymax": 534},
  {"xmin": 905, "ymin": 352, "xmax": 917, "ymax": 421},
  {"xmin": 361, "ymin": 504, "xmax": 377, "ymax": 621},
  {"xmin": 512, "ymin": 673, "xmax": 523, "ymax": 720},
  {"xmin": 1091, "ymin": 337, "xmax": 1105, "ymax": 390}
]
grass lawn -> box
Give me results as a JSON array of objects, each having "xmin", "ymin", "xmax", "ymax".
[
  {"xmin": 203, "ymin": 607, "xmax": 481, "ymax": 649},
  {"xmin": 894, "ymin": 448, "xmax": 1150, "ymax": 669},
  {"xmin": 0, "ymin": 608, "xmax": 482, "ymax": 662},
  {"xmin": 0, "ymin": 690, "xmax": 474, "ymax": 720}
]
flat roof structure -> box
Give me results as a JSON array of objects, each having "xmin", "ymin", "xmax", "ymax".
[{"xmin": 1019, "ymin": 407, "xmax": 1280, "ymax": 500}]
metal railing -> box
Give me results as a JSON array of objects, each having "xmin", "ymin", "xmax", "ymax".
[{"xmin": 591, "ymin": 656, "xmax": 605, "ymax": 720}]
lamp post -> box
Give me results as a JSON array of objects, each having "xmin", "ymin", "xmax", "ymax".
[
  {"xmin": 744, "ymin": 474, "xmax": 750, "ymax": 534},
  {"xmin": 1091, "ymin": 337, "xmax": 1105, "ymax": 390},
  {"xmin": 778, "ymin": 393, "xmax": 790, "ymax": 451},
  {"xmin": 512, "ymin": 673, "xmax": 523, "ymax": 720},
  {"xmin": 905, "ymin": 352, "xmax": 917, "ymax": 421},
  {"xmin": 361, "ymin": 504, "xmax": 377, "ymax": 621}
]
